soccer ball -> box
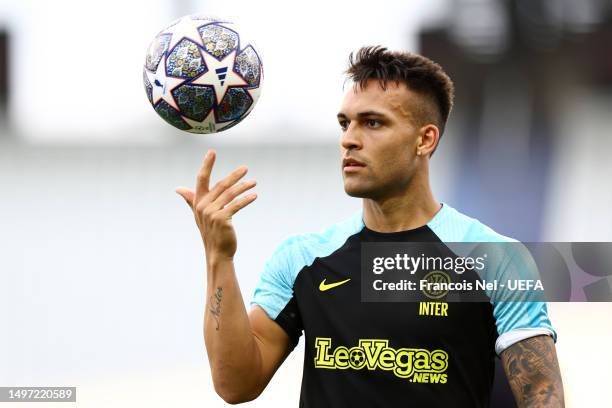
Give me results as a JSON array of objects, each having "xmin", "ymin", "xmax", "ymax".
[
  {"xmin": 349, "ymin": 349, "xmax": 366, "ymax": 368},
  {"xmin": 143, "ymin": 15, "xmax": 263, "ymax": 133}
]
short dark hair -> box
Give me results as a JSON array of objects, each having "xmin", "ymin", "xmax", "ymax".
[{"xmin": 345, "ymin": 45, "xmax": 455, "ymax": 139}]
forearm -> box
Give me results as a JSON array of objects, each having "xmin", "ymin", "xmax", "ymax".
[
  {"xmin": 502, "ymin": 335, "xmax": 565, "ymax": 408},
  {"xmin": 176, "ymin": 150, "xmax": 264, "ymax": 402},
  {"xmin": 204, "ymin": 256, "xmax": 262, "ymax": 402}
]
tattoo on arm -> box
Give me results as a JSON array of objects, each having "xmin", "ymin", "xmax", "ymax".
[
  {"xmin": 209, "ymin": 287, "xmax": 223, "ymax": 331},
  {"xmin": 501, "ymin": 335, "xmax": 564, "ymax": 408}
]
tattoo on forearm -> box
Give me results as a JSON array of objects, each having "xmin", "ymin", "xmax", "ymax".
[
  {"xmin": 209, "ymin": 287, "xmax": 223, "ymax": 331},
  {"xmin": 501, "ymin": 335, "xmax": 564, "ymax": 408}
]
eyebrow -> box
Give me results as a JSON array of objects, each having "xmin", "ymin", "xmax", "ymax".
[{"xmin": 337, "ymin": 110, "xmax": 387, "ymax": 120}]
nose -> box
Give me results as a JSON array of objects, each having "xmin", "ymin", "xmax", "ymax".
[{"xmin": 340, "ymin": 123, "xmax": 363, "ymax": 151}]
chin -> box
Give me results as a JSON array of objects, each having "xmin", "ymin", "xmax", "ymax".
[
  {"xmin": 343, "ymin": 182, "xmax": 376, "ymax": 199},
  {"xmin": 344, "ymin": 176, "xmax": 398, "ymax": 200}
]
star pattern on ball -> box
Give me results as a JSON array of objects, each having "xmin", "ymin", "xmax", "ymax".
[
  {"xmin": 191, "ymin": 48, "xmax": 248, "ymax": 105},
  {"xmin": 181, "ymin": 109, "xmax": 235, "ymax": 133},
  {"xmin": 162, "ymin": 16, "xmax": 206, "ymax": 51},
  {"xmin": 144, "ymin": 54, "xmax": 185, "ymax": 111},
  {"xmin": 246, "ymin": 86, "xmax": 262, "ymax": 106}
]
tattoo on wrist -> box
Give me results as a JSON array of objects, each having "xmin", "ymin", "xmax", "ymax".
[{"xmin": 209, "ymin": 287, "xmax": 223, "ymax": 331}]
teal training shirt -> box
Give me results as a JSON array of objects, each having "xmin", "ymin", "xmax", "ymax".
[{"xmin": 251, "ymin": 202, "xmax": 556, "ymax": 407}]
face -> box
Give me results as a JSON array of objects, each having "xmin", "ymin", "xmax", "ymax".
[{"xmin": 338, "ymin": 79, "xmax": 422, "ymax": 200}]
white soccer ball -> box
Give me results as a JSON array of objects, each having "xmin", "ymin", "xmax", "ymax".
[{"xmin": 143, "ymin": 15, "xmax": 263, "ymax": 133}]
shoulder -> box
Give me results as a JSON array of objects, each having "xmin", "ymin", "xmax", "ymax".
[
  {"xmin": 252, "ymin": 211, "xmax": 364, "ymax": 319},
  {"xmin": 429, "ymin": 205, "xmax": 558, "ymax": 354},
  {"xmin": 272, "ymin": 210, "xmax": 365, "ymax": 266},
  {"xmin": 262, "ymin": 210, "xmax": 364, "ymax": 286},
  {"xmin": 428, "ymin": 202, "xmax": 517, "ymax": 243}
]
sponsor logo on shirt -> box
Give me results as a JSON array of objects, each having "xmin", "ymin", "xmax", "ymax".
[{"xmin": 314, "ymin": 337, "xmax": 448, "ymax": 384}]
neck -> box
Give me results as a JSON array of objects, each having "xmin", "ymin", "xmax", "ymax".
[{"xmin": 362, "ymin": 170, "xmax": 441, "ymax": 233}]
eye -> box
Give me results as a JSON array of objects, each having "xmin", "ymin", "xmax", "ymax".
[
  {"xmin": 338, "ymin": 120, "xmax": 349, "ymax": 131},
  {"xmin": 366, "ymin": 119, "xmax": 381, "ymax": 128}
]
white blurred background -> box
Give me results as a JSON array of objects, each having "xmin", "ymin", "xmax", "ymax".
[{"xmin": 1, "ymin": 0, "xmax": 612, "ymax": 407}]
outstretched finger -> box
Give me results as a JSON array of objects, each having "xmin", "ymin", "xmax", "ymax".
[
  {"xmin": 207, "ymin": 165, "xmax": 249, "ymax": 204},
  {"xmin": 221, "ymin": 193, "xmax": 258, "ymax": 218},
  {"xmin": 195, "ymin": 149, "xmax": 216, "ymax": 199},
  {"xmin": 175, "ymin": 187, "xmax": 195, "ymax": 209},
  {"xmin": 211, "ymin": 179, "xmax": 257, "ymax": 211}
]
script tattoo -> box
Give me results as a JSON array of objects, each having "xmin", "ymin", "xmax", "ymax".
[
  {"xmin": 501, "ymin": 335, "xmax": 564, "ymax": 408},
  {"xmin": 209, "ymin": 287, "xmax": 223, "ymax": 331}
]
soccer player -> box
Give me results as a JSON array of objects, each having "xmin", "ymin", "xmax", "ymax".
[{"xmin": 176, "ymin": 46, "xmax": 564, "ymax": 407}]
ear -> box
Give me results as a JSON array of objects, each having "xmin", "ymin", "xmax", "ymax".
[{"xmin": 416, "ymin": 124, "xmax": 440, "ymax": 157}]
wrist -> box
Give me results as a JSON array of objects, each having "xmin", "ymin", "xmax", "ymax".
[
  {"xmin": 205, "ymin": 254, "xmax": 235, "ymax": 288},
  {"xmin": 206, "ymin": 252, "xmax": 234, "ymax": 268}
]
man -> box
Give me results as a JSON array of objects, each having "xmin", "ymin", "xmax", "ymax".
[{"xmin": 176, "ymin": 46, "xmax": 564, "ymax": 407}]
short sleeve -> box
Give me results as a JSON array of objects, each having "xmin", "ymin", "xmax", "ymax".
[
  {"xmin": 493, "ymin": 301, "xmax": 557, "ymax": 355},
  {"xmin": 250, "ymin": 237, "xmax": 305, "ymax": 349},
  {"xmin": 489, "ymin": 244, "xmax": 557, "ymax": 355},
  {"xmin": 426, "ymin": 203, "xmax": 558, "ymax": 356}
]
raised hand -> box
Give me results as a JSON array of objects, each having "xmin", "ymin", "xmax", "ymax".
[{"xmin": 176, "ymin": 149, "xmax": 257, "ymax": 261}]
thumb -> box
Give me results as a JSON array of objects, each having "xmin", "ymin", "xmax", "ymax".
[{"xmin": 175, "ymin": 187, "xmax": 195, "ymax": 209}]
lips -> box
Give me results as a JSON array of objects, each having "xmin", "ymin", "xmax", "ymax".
[{"xmin": 342, "ymin": 157, "xmax": 366, "ymax": 168}]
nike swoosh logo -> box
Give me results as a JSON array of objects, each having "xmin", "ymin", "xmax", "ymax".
[{"xmin": 319, "ymin": 278, "xmax": 351, "ymax": 292}]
